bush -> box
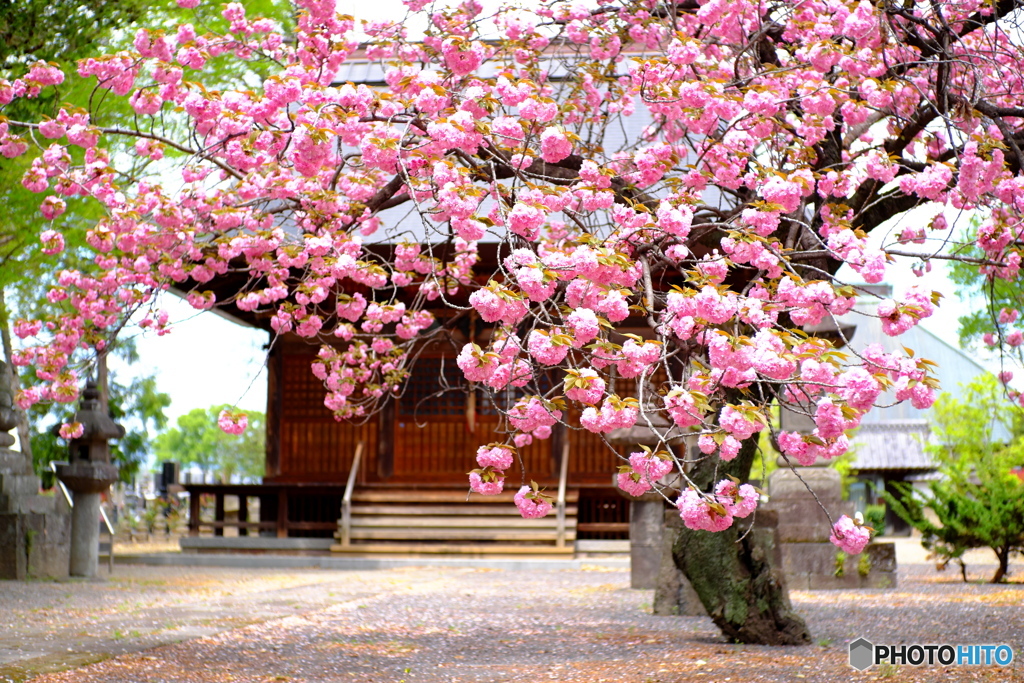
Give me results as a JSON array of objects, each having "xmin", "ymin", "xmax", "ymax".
[{"xmin": 865, "ymin": 505, "xmax": 886, "ymax": 534}]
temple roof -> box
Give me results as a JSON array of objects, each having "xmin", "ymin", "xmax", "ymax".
[{"xmin": 848, "ymin": 420, "xmax": 934, "ymax": 472}]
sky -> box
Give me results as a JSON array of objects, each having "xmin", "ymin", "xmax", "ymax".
[{"xmin": 111, "ymin": 295, "xmax": 269, "ymax": 424}]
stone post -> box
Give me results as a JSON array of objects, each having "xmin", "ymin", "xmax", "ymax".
[
  {"xmin": 627, "ymin": 494, "xmax": 664, "ymax": 589},
  {"xmin": 55, "ymin": 381, "xmax": 123, "ymax": 578},
  {"xmin": 608, "ymin": 417, "xmax": 681, "ymax": 591},
  {"xmin": 0, "ymin": 360, "xmax": 71, "ymax": 580},
  {"xmin": 70, "ymin": 491, "xmax": 102, "ymax": 576},
  {"xmin": 765, "ymin": 465, "xmax": 897, "ymax": 589}
]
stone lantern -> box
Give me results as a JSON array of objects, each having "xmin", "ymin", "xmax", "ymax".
[{"xmin": 56, "ymin": 381, "xmax": 124, "ymax": 577}]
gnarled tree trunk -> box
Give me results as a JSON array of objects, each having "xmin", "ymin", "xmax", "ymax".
[{"xmin": 671, "ymin": 434, "xmax": 811, "ymax": 645}]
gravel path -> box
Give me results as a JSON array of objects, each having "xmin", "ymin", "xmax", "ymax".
[{"xmin": 2, "ymin": 553, "xmax": 1022, "ymax": 683}]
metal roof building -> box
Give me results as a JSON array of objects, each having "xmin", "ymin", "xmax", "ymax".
[{"xmin": 836, "ymin": 287, "xmax": 1002, "ymax": 473}]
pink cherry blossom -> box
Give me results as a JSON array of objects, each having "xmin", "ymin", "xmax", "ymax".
[
  {"xmin": 829, "ymin": 515, "xmax": 871, "ymax": 555},
  {"xmin": 475, "ymin": 444, "xmax": 515, "ymax": 470},
  {"xmin": 715, "ymin": 480, "xmax": 758, "ymax": 519},
  {"xmin": 58, "ymin": 422, "xmax": 84, "ymax": 440},
  {"xmin": 563, "ymin": 368, "xmax": 605, "ymax": 404},
  {"xmin": 676, "ymin": 488, "xmax": 733, "ymax": 532},
  {"xmin": 217, "ymin": 409, "xmax": 248, "ymax": 435},
  {"xmin": 566, "ymin": 307, "xmax": 600, "ymax": 347},
  {"xmin": 0, "ymin": 0, "xmax": 1011, "ymax": 544},
  {"xmin": 539, "ymin": 126, "xmax": 573, "ymax": 163},
  {"xmin": 514, "ymin": 485, "xmax": 552, "ymax": 519},
  {"xmin": 469, "ymin": 470, "xmax": 505, "ymax": 496},
  {"xmin": 628, "ymin": 450, "xmax": 674, "ymax": 482},
  {"xmin": 616, "ymin": 471, "xmax": 652, "ymax": 497}
]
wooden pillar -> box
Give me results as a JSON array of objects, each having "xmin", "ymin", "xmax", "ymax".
[
  {"xmin": 189, "ymin": 491, "xmax": 201, "ymax": 537},
  {"xmin": 238, "ymin": 495, "xmax": 249, "ymax": 537},
  {"xmin": 214, "ymin": 493, "xmax": 225, "ymax": 537},
  {"xmin": 276, "ymin": 489, "xmax": 288, "ymax": 538},
  {"xmin": 265, "ymin": 342, "xmax": 284, "ymax": 480},
  {"xmin": 377, "ymin": 399, "xmax": 395, "ymax": 480},
  {"xmin": 551, "ymin": 422, "xmax": 568, "ymax": 477}
]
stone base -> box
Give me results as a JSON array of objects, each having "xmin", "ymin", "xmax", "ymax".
[
  {"xmin": 782, "ymin": 542, "xmax": 897, "ymax": 590},
  {"xmin": 764, "ymin": 465, "xmax": 894, "ymax": 590},
  {"xmin": 0, "ymin": 449, "xmax": 73, "ymax": 580},
  {"xmin": 766, "ymin": 498, "xmax": 854, "ymax": 543},
  {"xmin": 0, "ymin": 509, "xmax": 71, "ymax": 580}
]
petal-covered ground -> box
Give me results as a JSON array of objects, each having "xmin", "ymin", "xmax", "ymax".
[{"xmin": 3, "ymin": 550, "xmax": 1021, "ymax": 683}]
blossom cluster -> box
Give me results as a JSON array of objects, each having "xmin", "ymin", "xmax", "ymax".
[
  {"xmin": 676, "ymin": 480, "xmax": 759, "ymax": 533},
  {"xmin": 3, "ymin": 0, "xmax": 1021, "ymax": 541}
]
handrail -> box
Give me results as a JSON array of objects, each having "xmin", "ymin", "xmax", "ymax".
[
  {"xmin": 99, "ymin": 504, "xmax": 115, "ymax": 572},
  {"xmin": 340, "ymin": 441, "xmax": 365, "ymax": 547},
  {"xmin": 99, "ymin": 504, "xmax": 115, "ymax": 536},
  {"xmin": 556, "ymin": 440, "xmax": 569, "ymax": 548},
  {"xmin": 47, "ymin": 461, "xmax": 74, "ymax": 509}
]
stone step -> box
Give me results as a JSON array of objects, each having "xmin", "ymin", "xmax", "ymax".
[
  {"xmin": 0, "ymin": 473, "xmax": 43, "ymax": 499},
  {"xmin": 330, "ymin": 542, "xmax": 576, "ymax": 555},
  {"xmin": 351, "ymin": 489, "xmax": 580, "ymax": 504},
  {"xmin": 0, "ymin": 449, "xmax": 32, "ymax": 475},
  {"xmin": 0, "ymin": 492, "xmax": 58, "ymax": 515}
]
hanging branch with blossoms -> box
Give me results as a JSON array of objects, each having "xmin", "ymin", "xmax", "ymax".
[{"xmin": 5, "ymin": 0, "xmax": 1024, "ymax": 556}]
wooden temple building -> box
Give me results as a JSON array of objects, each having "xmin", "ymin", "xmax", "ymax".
[
  {"xmin": 176, "ymin": 55, "xmax": 678, "ymax": 556},
  {"xmin": 181, "ymin": 244, "xmax": 648, "ymax": 555}
]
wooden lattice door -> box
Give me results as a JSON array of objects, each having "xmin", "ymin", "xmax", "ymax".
[{"xmin": 390, "ymin": 356, "xmax": 554, "ymax": 483}]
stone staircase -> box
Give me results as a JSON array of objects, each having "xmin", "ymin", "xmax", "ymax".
[
  {"xmin": 0, "ymin": 450, "xmax": 71, "ymax": 579},
  {"xmin": 330, "ymin": 488, "xmax": 579, "ymax": 555}
]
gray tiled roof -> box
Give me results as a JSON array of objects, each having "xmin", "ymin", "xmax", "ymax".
[{"xmin": 849, "ymin": 420, "xmax": 935, "ymax": 471}]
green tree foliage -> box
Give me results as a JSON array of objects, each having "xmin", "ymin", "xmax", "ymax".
[
  {"xmin": 30, "ymin": 372, "xmax": 170, "ymax": 482},
  {"xmin": 948, "ymin": 217, "xmax": 1024, "ymax": 355},
  {"xmin": 0, "ymin": 0, "xmax": 150, "ymax": 278},
  {"xmin": 0, "ymin": 0, "xmax": 151, "ymax": 460},
  {"xmin": 884, "ymin": 375, "xmax": 1024, "ymax": 583},
  {"xmin": 0, "ymin": 0, "xmax": 144, "ymax": 69},
  {"xmin": 0, "ymin": 0, "xmax": 290, "ymax": 466},
  {"xmin": 153, "ymin": 405, "xmax": 264, "ymax": 482}
]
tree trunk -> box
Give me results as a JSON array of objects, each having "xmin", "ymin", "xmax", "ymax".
[
  {"xmin": 671, "ymin": 435, "xmax": 811, "ymax": 645},
  {"xmin": 991, "ymin": 546, "xmax": 1009, "ymax": 584},
  {"xmin": 0, "ymin": 287, "xmax": 33, "ymax": 465}
]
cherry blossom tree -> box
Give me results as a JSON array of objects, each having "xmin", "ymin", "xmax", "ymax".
[{"xmin": 5, "ymin": 0, "xmax": 1024, "ymax": 643}]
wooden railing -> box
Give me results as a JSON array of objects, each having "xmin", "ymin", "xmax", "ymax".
[
  {"xmin": 185, "ymin": 482, "xmax": 348, "ymax": 538},
  {"xmin": 338, "ymin": 441, "xmax": 364, "ymax": 547}
]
